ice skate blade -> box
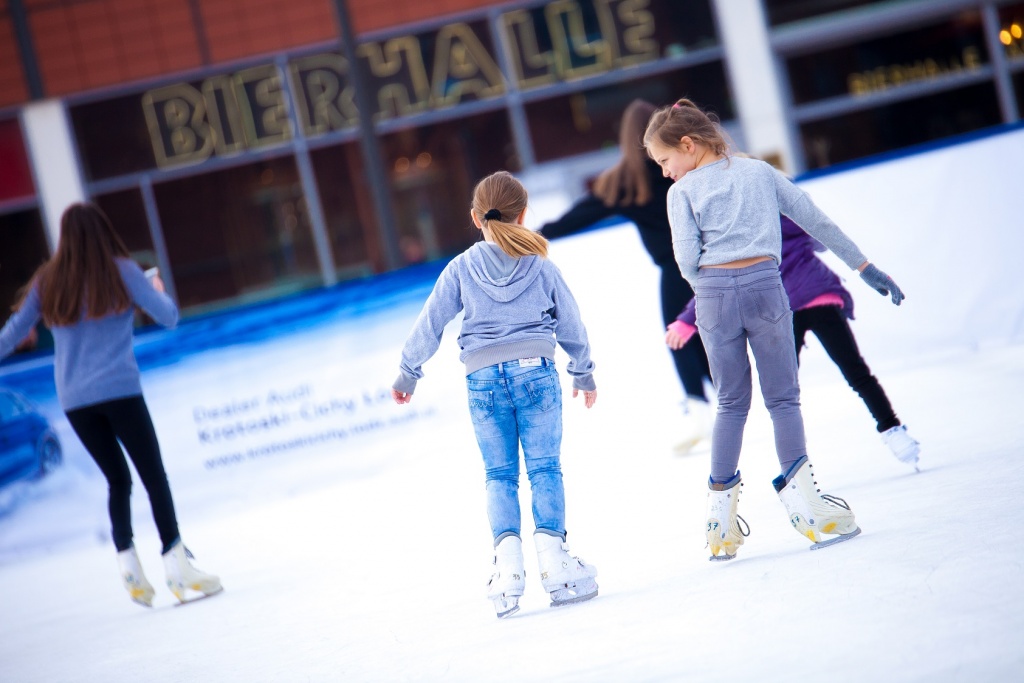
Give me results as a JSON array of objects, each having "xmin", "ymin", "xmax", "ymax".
[
  {"xmin": 172, "ymin": 586, "xmax": 224, "ymax": 606},
  {"xmin": 708, "ymin": 552, "xmax": 737, "ymax": 562},
  {"xmin": 809, "ymin": 527, "xmax": 861, "ymax": 551},
  {"xmin": 548, "ymin": 579, "xmax": 598, "ymax": 607},
  {"xmin": 492, "ymin": 595, "xmax": 520, "ymax": 619}
]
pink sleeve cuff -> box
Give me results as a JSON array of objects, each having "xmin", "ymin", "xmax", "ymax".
[{"xmin": 668, "ymin": 320, "xmax": 697, "ymax": 345}]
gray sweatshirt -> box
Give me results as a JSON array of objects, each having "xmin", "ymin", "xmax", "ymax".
[
  {"xmin": 667, "ymin": 156, "xmax": 867, "ymax": 284},
  {"xmin": 394, "ymin": 241, "xmax": 596, "ymax": 394},
  {"xmin": 0, "ymin": 258, "xmax": 179, "ymax": 411}
]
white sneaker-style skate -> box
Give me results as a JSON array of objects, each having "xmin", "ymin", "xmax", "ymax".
[
  {"xmin": 773, "ymin": 456, "xmax": 860, "ymax": 549},
  {"xmin": 675, "ymin": 399, "xmax": 713, "ymax": 455},
  {"xmin": 534, "ymin": 532, "xmax": 598, "ymax": 607},
  {"xmin": 706, "ymin": 474, "xmax": 749, "ymax": 561},
  {"xmin": 117, "ymin": 545, "xmax": 155, "ymax": 607},
  {"xmin": 882, "ymin": 425, "xmax": 920, "ymax": 470},
  {"xmin": 486, "ymin": 534, "xmax": 526, "ymax": 618},
  {"xmin": 162, "ymin": 541, "xmax": 222, "ymax": 603}
]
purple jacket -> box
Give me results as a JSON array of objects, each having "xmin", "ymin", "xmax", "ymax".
[{"xmin": 676, "ymin": 216, "xmax": 855, "ymax": 326}]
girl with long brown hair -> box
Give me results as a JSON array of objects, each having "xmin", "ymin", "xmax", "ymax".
[
  {"xmin": 391, "ymin": 171, "xmax": 599, "ymax": 618},
  {"xmin": 540, "ymin": 99, "xmax": 714, "ymax": 453},
  {"xmin": 0, "ymin": 203, "xmax": 220, "ymax": 607}
]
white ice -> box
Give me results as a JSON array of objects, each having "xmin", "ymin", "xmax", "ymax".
[{"xmin": 2, "ymin": 130, "xmax": 1024, "ymax": 682}]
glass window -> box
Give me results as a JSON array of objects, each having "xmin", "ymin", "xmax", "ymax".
[
  {"xmin": 0, "ymin": 118, "xmax": 35, "ymax": 202},
  {"xmin": 0, "ymin": 209, "xmax": 49, "ymax": 331},
  {"xmin": 999, "ymin": 3, "xmax": 1024, "ymax": 62},
  {"xmin": 153, "ymin": 155, "xmax": 323, "ymax": 314},
  {"xmin": 310, "ymin": 142, "xmax": 379, "ymax": 277},
  {"xmin": 378, "ymin": 109, "xmax": 520, "ymax": 266},
  {"xmin": 525, "ymin": 61, "xmax": 734, "ymax": 163},
  {"xmin": 70, "ymin": 93, "xmax": 159, "ymax": 181},
  {"xmin": 763, "ymin": 0, "xmax": 909, "ymax": 27},
  {"xmin": 92, "ymin": 188, "xmax": 157, "ymax": 268},
  {"xmin": 798, "ymin": 82, "xmax": 1002, "ymax": 170},
  {"xmin": 785, "ymin": 12, "xmax": 987, "ymax": 105}
]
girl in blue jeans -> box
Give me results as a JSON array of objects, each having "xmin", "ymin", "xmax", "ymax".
[
  {"xmin": 392, "ymin": 171, "xmax": 599, "ymax": 618},
  {"xmin": 644, "ymin": 100, "xmax": 906, "ymax": 560}
]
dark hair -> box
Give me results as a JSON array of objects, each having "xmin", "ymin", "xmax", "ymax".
[
  {"xmin": 24, "ymin": 203, "xmax": 132, "ymax": 326},
  {"xmin": 592, "ymin": 99, "xmax": 657, "ymax": 208},
  {"xmin": 471, "ymin": 171, "xmax": 548, "ymax": 258},
  {"xmin": 643, "ymin": 98, "xmax": 730, "ymax": 157}
]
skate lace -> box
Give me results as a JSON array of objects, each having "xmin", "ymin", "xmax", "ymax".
[
  {"xmin": 821, "ymin": 494, "xmax": 850, "ymax": 510},
  {"xmin": 736, "ymin": 515, "xmax": 751, "ymax": 537},
  {"xmin": 184, "ymin": 546, "xmax": 196, "ymax": 560}
]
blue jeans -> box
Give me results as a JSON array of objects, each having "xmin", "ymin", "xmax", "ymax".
[
  {"xmin": 695, "ymin": 262, "xmax": 806, "ymax": 482},
  {"xmin": 466, "ymin": 358, "xmax": 565, "ymax": 541}
]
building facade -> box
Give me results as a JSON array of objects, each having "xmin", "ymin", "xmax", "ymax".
[{"xmin": 1, "ymin": 0, "xmax": 1022, "ymax": 333}]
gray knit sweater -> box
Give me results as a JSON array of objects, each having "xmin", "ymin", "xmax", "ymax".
[
  {"xmin": 0, "ymin": 258, "xmax": 179, "ymax": 411},
  {"xmin": 394, "ymin": 241, "xmax": 596, "ymax": 394},
  {"xmin": 667, "ymin": 156, "xmax": 868, "ymax": 284}
]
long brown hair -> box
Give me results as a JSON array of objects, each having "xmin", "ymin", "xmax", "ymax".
[
  {"xmin": 27, "ymin": 203, "xmax": 132, "ymax": 326},
  {"xmin": 643, "ymin": 98, "xmax": 730, "ymax": 158},
  {"xmin": 471, "ymin": 171, "xmax": 548, "ymax": 258},
  {"xmin": 592, "ymin": 99, "xmax": 657, "ymax": 207}
]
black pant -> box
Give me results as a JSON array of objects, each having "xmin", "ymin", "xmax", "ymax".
[
  {"xmin": 793, "ymin": 306, "xmax": 899, "ymax": 433},
  {"xmin": 660, "ymin": 266, "xmax": 713, "ymax": 400},
  {"xmin": 65, "ymin": 395, "xmax": 179, "ymax": 553}
]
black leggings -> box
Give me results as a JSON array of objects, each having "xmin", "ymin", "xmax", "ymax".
[
  {"xmin": 660, "ymin": 266, "xmax": 712, "ymax": 400},
  {"xmin": 65, "ymin": 395, "xmax": 179, "ymax": 553},
  {"xmin": 793, "ymin": 306, "xmax": 899, "ymax": 433}
]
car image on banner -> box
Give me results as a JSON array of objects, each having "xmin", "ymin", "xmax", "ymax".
[{"xmin": 0, "ymin": 387, "xmax": 61, "ymax": 489}]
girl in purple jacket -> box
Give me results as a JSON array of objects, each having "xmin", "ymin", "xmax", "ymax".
[{"xmin": 667, "ymin": 215, "xmax": 920, "ymax": 468}]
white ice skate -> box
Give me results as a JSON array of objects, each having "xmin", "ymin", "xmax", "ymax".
[
  {"xmin": 675, "ymin": 399, "xmax": 713, "ymax": 455},
  {"xmin": 882, "ymin": 425, "xmax": 920, "ymax": 471},
  {"xmin": 773, "ymin": 456, "xmax": 860, "ymax": 549},
  {"xmin": 117, "ymin": 545, "xmax": 155, "ymax": 607},
  {"xmin": 706, "ymin": 474, "xmax": 749, "ymax": 561},
  {"xmin": 534, "ymin": 532, "xmax": 598, "ymax": 607},
  {"xmin": 162, "ymin": 540, "xmax": 222, "ymax": 603},
  {"xmin": 486, "ymin": 534, "xmax": 526, "ymax": 618}
]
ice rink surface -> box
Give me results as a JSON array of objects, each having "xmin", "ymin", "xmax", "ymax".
[{"xmin": 1, "ymin": 220, "xmax": 1022, "ymax": 683}]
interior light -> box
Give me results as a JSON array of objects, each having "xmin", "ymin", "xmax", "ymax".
[
  {"xmin": 1012, "ymin": 24, "xmax": 1022, "ymax": 39},
  {"xmin": 416, "ymin": 152, "xmax": 432, "ymax": 168},
  {"xmin": 394, "ymin": 157, "xmax": 410, "ymax": 173},
  {"xmin": 1000, "ymin": 29, "xmax": 1012, "ymax": 45}
]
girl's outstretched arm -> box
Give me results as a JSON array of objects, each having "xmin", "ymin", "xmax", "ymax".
[{"xmin": 393, "ymin": 261, "xmax": 464, "ymax": 397}]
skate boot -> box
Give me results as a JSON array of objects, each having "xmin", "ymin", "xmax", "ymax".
[
  {"xmin": 706, "ymin": 472, "xmax": 749, "ymax": 561},
  {"xmin": 534, "ymin": 531, "xmax": 598, "ymax": 607},
  {"xmin": 675, "ymin": 399, "xmax": 712, "ymax": 455},
  {"xmin": 162, "ymin": 540, "xmax": 222, "ymax": 603},
  {"xmin": 486, "ymin": 533, "xmax": 525, "ymax": 618},
  {"xmin": 881, "ymin": 425, "xmax": 920, "ymax": 471},
  {"xmin": 773, "ymin": 456, "xmax": 860, "ymax": 549},
  {"xmin": 116, "ymin": 545, "xmax": 155, "ymax": 607}
]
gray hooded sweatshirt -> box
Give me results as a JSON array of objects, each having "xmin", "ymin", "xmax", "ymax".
[{"xmin": 393, "ymin": 241, "xmax": 596, "ymax": 394}]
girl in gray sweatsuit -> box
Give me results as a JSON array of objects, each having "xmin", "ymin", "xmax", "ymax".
[
  {"xmin": 644, "ymin": 99, "xmax": 906, "ymax": 560},
  {"xmin": 391, "ymin": 171, "xmax": 599, "ymax": 618}
]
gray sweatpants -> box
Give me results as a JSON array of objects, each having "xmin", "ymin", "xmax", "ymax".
[{"xmin": 694, "ymin": 261, "xmax": 806, "ymax": 482}]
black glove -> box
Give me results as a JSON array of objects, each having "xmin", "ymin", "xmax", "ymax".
[{"xmin": 860, "ymin": 264, "xmax": 905, "ymax": 306}]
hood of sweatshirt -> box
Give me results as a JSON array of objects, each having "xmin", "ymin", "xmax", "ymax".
[{"xmin": 465, "ymin": 241, "xmax": 543, "ymax": 303}]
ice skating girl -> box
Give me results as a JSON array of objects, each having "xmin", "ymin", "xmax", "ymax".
[
  {"xmin": 667, "ymin": 215, "xmax": 920, "ymax": 469},
  {"xmin": 0, "ymin": 203, "xmax": 220, "ymax": 607},
  {"xmin": 644, "ymin": 100, "xmax": 905, "ymax": 560},
  {"xmin": 540, "ymin": 99, "xmax": 714, "ymax": 451},
  {"xmin": 391, "ymin": 171, "xmax": 599, "ymax": 617}
]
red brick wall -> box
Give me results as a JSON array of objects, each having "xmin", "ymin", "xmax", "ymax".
[{"xmin": 0, "ymin": 0, "xmax": 510, "ymax": 106}]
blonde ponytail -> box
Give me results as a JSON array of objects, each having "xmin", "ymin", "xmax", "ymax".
[{"xmin": 471, "ymin": 171, "xmax": 548, "ymax": 258}]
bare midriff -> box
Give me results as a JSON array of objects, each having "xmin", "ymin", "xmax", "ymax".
[{"xmin": 702, "ymin": 256, "xmax": 773, "ymax": 270}]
